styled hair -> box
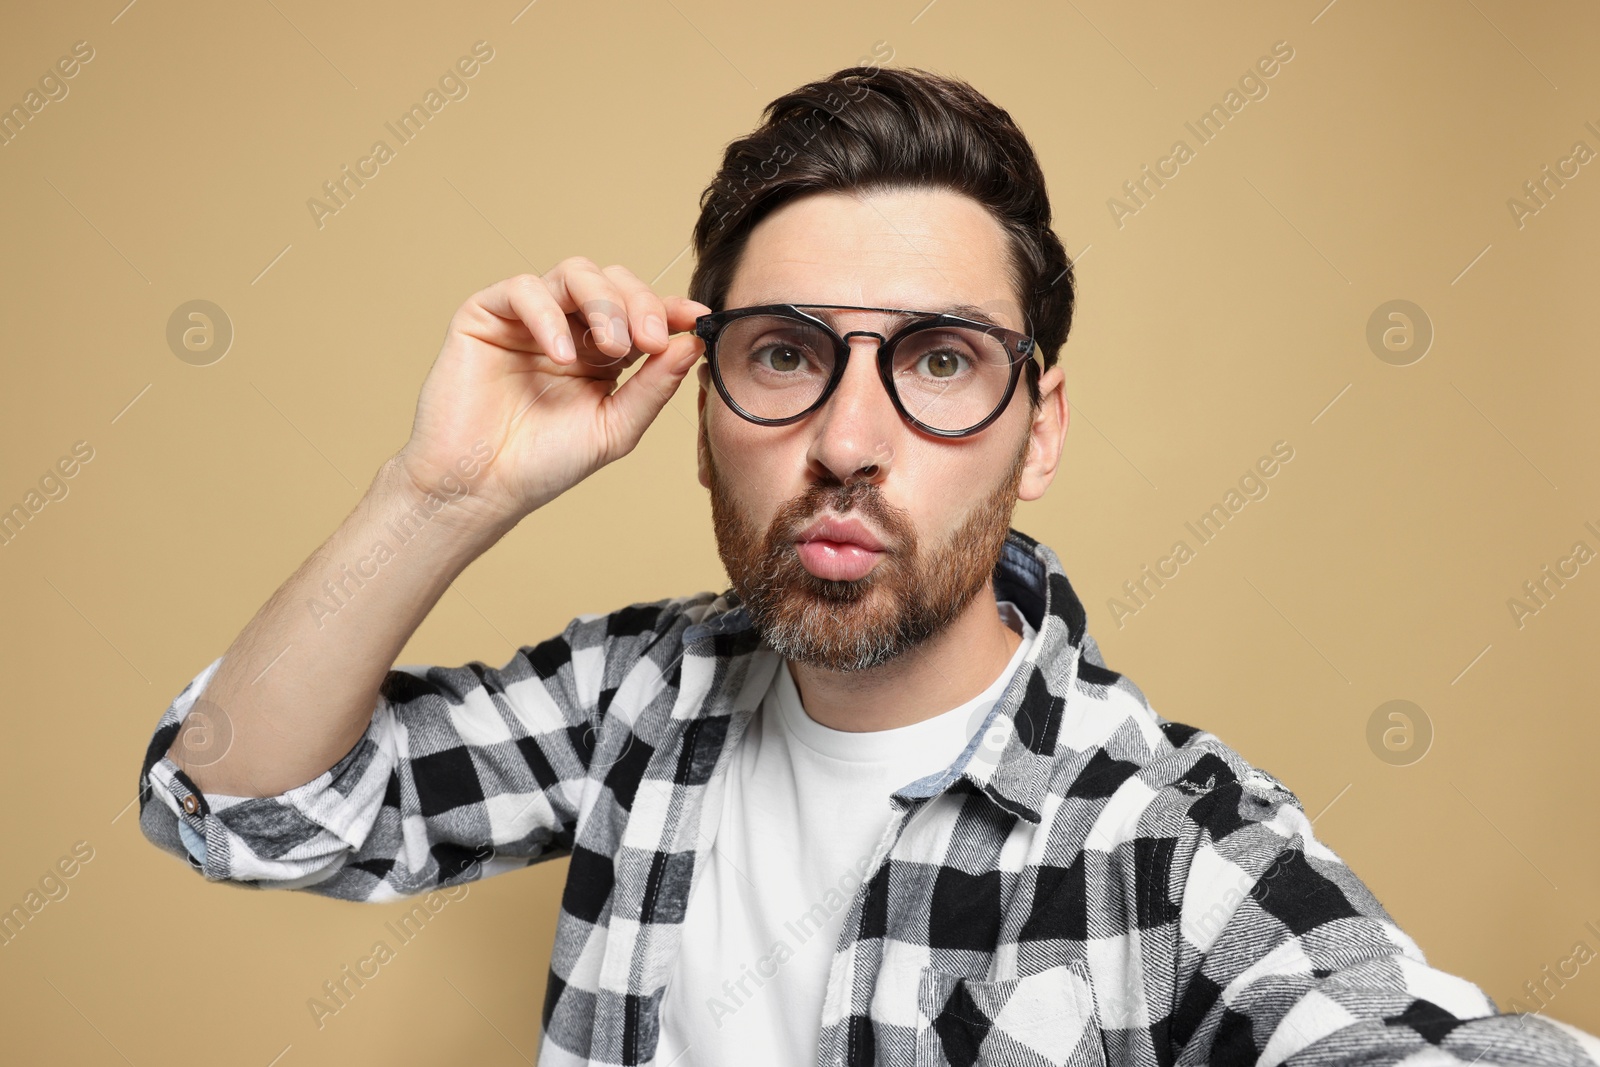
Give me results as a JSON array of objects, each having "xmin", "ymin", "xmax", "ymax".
[{"xmin": 688, "ymin": 65, "xmax": 1076, "ymax": 407}]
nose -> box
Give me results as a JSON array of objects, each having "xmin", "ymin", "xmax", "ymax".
[{"xmin": 805, "ymin": 332, "xmax": 899, "ymax": 486}]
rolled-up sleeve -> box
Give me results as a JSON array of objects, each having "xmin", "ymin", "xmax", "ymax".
[{"xmin": 137, "ymin": 610, "xmax": 618, "ymax": 902}]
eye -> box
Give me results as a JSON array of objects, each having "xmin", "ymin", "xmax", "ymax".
[
  {"xmin": 752, "ymin": 343, "xmax": 811, "ymax": 373},
  {"xmin": 914, "ymin": 348, "xmax": 970, "ymax": 379}
]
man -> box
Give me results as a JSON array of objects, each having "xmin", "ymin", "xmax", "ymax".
[{"xmin": 138, "ymin": 66, "xmax": 1600, "ymax": 1066}]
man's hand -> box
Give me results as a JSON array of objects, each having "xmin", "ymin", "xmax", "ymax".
[
  {"xmin": 395, "ymin": 260, "xmax": 712, "ymax": 531},
  {"xmin": 154, "ymin": 264, "xmax": 709, "ymax": 798}
]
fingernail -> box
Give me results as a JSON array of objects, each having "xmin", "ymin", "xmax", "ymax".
[
  {"xmin": 611, "ymin": 315, "xmax": 630, "ymax": 348},
  {"xmin": 645, "ymin": 314, "xmax": 666, "ymax": 341},
  {"xmin": 557, "ymin": 335, "xmax": 575, "ymax": 362}
]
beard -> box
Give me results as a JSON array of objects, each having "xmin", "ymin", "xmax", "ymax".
[{"xmin": 704, "ymin": 432, "xmax": 1031, "ymax": 673}]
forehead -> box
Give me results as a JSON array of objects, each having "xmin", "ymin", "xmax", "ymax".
[{"xmin": 724, "ymin": 187, "xmax": 1023, "ymax": 331}]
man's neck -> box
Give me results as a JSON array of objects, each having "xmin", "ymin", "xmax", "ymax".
[{"xmin": 786, "ymin": 580, "xmax": 1024, "ymax": 733}]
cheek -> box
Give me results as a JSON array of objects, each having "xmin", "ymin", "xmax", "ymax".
[
  {"xmin": 889, "ymin": 446, "xmax": 966, "ymax": 525},
  {"xmin": 707, "ymin": 410, "xmax": 790, "ymax": 510},
  {"xmin": 906, "ymin": 434, "xmax": 1019, "ymax": 526}
]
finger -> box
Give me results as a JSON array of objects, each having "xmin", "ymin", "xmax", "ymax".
[
  {"xmin": 545, "ymin": 258, "xmax": 634, "ymax": 360},
  {"xmin": 478, "ymin": 274, "xmax": 579, "ymax": 364},
  {"xmin": 662, "ymin": 295, "xmax": 715, "ymax": 334},
  {"xmin": 603, "ymin": 332, "xmax": 705, "ymax": 453},
  {"xmin": 601, "ymin": 265, "xmax": 671, "ymax": 354}
]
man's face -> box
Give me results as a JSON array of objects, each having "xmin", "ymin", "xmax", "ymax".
[{"xmin": 696, "ymin": 186, "xmax": 1065, "ymax": 673}]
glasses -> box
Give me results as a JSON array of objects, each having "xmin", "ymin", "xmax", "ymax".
[{"xmin": 694, "ymin": 303, "xmax": 1040, "ymax": 438}]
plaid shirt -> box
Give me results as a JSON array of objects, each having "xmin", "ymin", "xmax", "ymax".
[{"xmin": 139, "ymin": 528, "xmax": 1600, "ymax": 1066}]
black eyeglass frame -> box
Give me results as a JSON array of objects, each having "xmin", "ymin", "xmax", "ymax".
[{"xmin": 694, "ymin": 303, "xmax": 1041, "ymax": 439}]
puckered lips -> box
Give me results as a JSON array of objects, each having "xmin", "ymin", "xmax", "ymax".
[{"xmin": 793, "ymin": 515, "xmax": 888, "ymax": 582}]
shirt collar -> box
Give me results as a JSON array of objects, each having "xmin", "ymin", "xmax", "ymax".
[
  {"xmin": 680, "ymin": 527, "xmax": 1092, "ymax": 824},
  {"xmin": 897, "ymin": 528, "xmax": 1088, "ymax": 824}
]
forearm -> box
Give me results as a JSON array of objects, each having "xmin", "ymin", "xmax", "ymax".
[{"xmin": 165, "ymin": 454, "xmax": 516, "ymax": 798}]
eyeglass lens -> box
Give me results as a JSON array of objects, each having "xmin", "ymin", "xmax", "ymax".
[{"xmin": 715, "ymin": 314, "xmax": 1018, "ymax": 433}]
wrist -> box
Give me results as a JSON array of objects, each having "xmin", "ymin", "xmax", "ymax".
[{"xmin": 369, "ymin": 454, "xmax": 519, "ymax": 555}]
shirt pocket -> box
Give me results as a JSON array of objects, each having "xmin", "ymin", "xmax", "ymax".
[{"xmin": 914, "ymin": 959, "xmax": 1107, "ymax": 1067}]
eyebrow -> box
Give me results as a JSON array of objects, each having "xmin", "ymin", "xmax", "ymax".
[{"xmin": 923, "ymin": 304, "xmax": 1005, "ymax": 328}]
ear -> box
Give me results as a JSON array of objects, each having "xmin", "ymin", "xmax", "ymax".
[
  {"xmin": 1017, "ymin": 364, "xmax": 1067, "ymax": 502},
  {"xmin": 696, "ymin": 362, "xmax": 712, "ymax": 490}
]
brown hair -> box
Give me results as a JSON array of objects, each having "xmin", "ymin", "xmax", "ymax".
[{"xmin": 688, "ymin": 65, "xmax": 1076, "ymax": 407}]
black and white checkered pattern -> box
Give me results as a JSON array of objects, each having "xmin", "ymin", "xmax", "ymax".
[{"xmin": 138, "ymin": 528, "xmax": 1600, "ymax": 1066}]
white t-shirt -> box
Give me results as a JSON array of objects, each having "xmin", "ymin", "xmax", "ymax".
[{"xmin": 655, "ymin": 601, "xmax": 1038, "ymax": 1066}]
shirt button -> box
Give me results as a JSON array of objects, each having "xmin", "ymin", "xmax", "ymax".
[{"xmin": 182, "ymin": 795, "xmax": 200, "ymax": 815}]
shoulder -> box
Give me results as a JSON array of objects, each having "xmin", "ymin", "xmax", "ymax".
[
  {"xmin": 539, "ymin": 589, "xmax": 731, "ymax": 667},
  {"xmin": 1053, "ymin": 658, "xmax": 1374, "ymax": 946},
  {"xmin": 1056, "ymin": 634, "xmax": 1311, "ymax": 855},
  {"xmin": 559, "ymin": 588, "xmax": 752, "ymax": 720},
  {"xmin": 379, "ymin": 590, "xmax": 735, "ymax": 714},
  {"xmin": 588, "ymin": 589, "xmax": 727, "ymax": 638}
]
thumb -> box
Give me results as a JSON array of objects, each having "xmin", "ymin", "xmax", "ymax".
[{"xmin": 602, "ymin": 332, "xmax": 704, "ymax": 453}]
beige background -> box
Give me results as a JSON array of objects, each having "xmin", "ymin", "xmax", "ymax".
[{"xmin": 2, "ymin": 0, "xmax": 1597, "ymax": 1062}]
